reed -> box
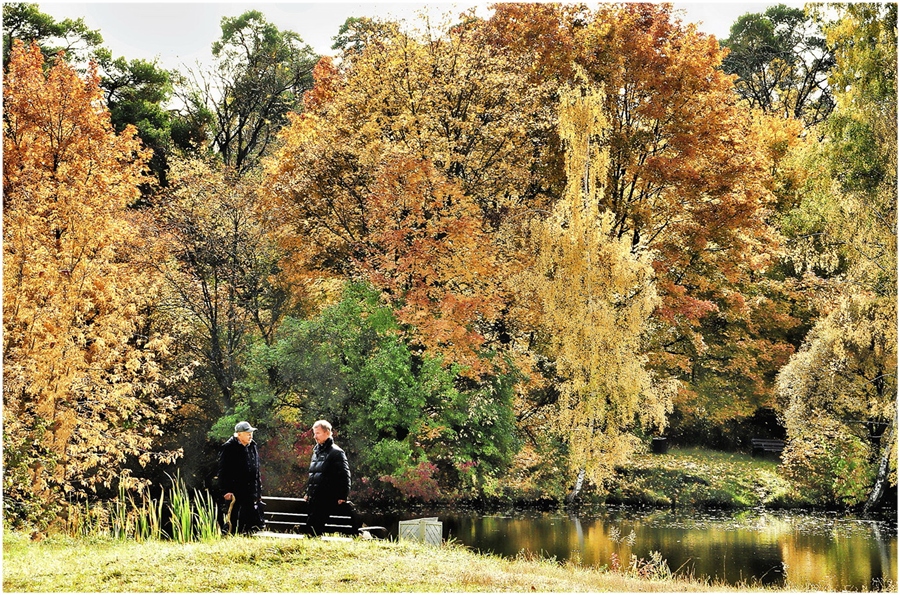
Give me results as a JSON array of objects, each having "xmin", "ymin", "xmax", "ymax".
[
  {"xmin": 193, "ymin": 488, "xmax": 221, "ymax": 542},
  {"xmin": 130, "ymin": 486, "xmax": 165, "ymax": 541},
  {"xmin": 49, "ymin": 473, "xmax": 222, "ymax": 543},
  {"xmin": 60, "ymin": 500, "xmax": 82, "ymax": 538},
  {"xmin": 166, "ymin": 472, "xmax": 194, "ymax": 543},
  {"xmin": 79, "ymin": 501, "xmax": 107, "ymax": 538},
  {"xmin": 110, "ymin": 484, "xmax": 131, "ymax": 540}
]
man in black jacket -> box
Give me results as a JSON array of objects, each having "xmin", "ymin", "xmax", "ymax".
[
  {"xmin": 303, "ymin": 419, "xmax": 351, "ymax": 536},
  {"xmin": 217, "ymin": 421, "xmax": 264, "ymax": 535}
]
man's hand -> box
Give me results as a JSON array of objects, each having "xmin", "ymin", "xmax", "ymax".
[
  {"xmin": 338, "ymin": 499, "xmax": 345, "ymax": 505},
  {"xmin": 224, "ymin": 492, "xmax": 234, "ymax": 501}
]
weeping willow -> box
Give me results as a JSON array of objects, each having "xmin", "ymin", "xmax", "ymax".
[{"xmin": 526, "ymin": 75, "xmax": 675, "ymax": 497}]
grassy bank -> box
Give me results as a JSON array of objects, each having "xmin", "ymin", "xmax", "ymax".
[
  {"xmin": 604, "ymin": 447, "xmax": 800, "ymax": 509},
  {"xmin": 3, "ymin": 530, "xmax": 775, "ymax": 592}
]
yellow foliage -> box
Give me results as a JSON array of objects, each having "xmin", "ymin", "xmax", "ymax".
[
  {"xmin": 776, "ymin": 293, "xmax": 897, "ymax": 503},
  {"xmin": 263, "ymin": 18, "xmax": 546, "ymax": 376},
  {"xmin": 3, "ymin": 42, "xmax": 180, "ymax": 523},
  {"xmin": 520, "ymin": 78, "xmax": 675, "ymax": 487},
  {"xmin": 775, "ymin": 5, "xmax": 897, "ymax": 506}
]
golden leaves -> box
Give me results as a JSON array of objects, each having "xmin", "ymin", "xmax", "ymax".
[
  {"xmin": 3, "ymin": 41, "xmax": 178, "ymax": 507},
  {"xmin": 264, "ymin": 19, "xmax": 550, "ymax": 377},
  {"xmin": 520, "ymin": 80, "xmax": 671, "ymax": 485}
]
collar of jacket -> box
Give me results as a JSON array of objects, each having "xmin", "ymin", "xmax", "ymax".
[
  {"xmin": 315, "ymin": 437, "xmax": 334, "ymax": 452},
  {"xmin": 229, "ymin": 436, "xmax": 254, "ymax": 448}
]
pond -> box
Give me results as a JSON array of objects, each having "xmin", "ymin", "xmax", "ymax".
[{"xmin": 359, "ymin": 507, "xmax": 897, "ymax": 590}]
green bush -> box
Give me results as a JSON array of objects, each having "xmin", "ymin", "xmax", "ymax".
[{"xmin": 229, "ymin": 282, "xmax": 521, "ymax": 503}]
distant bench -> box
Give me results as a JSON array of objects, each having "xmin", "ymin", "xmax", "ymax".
[
  {"xmin": 750, "ymin": 438, "xmax": 785, "ymax": 458},
  {"xmin": 259, "ymin": 496, "xmax": 386, "ymax": 538}
]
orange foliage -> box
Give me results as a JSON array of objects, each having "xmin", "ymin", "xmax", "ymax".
[
  {"xmin": 359, "ymin": 156, "xmax": 504, "ymax": 375},
  {"xmin": 263, "ymin": 18, "xmax": 551, "ymax": 375},
  {"xmin": 3, "ymin": 42, "xmax": 180, "ymax": 521},
  {"xmin": 268, "ymin": 3, "xmax": 804, "ymax": 432},
  {"xmin": 486, "ymin": 3, "xmax": 796, "ymax": 420},
  {"xmin": 303, "ymin": 56, "xmax": 339, "ymax": 112}
]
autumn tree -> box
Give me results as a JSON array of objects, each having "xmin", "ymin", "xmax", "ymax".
[
  {"xmin": 2, "ymin": 3, "xmax": 186, "ymax": 190},
  {"xmin": 266, "ymin": 128, "xmax": 505, "ymax": 378},
  {"xmin": 483, "ymin": 3, "xmax": 792, "ymax": 440},
  {"xmin": 264, "ymin": 12, "xmax": 555, "ymax": 374},
  {"xmin": 269, "ymin": 3, "xmax": 798, "ymax": 454},
  {"xmin": 776, "ymin": 3, "xmax": 897, "ymax": 511},
  {"xmin": 519, "ymin": 79, "xmax": 673, "ymax": 500},
  {"xmin": 266, "ymin": 10, "xmax": 561, "ymax": 230},
  {"xmin": 591, "ymin": 5, "xmax": 795, "ymax": 439},
  {"xmin": 818, "ymin": 2, "xmax": 897, "ymax": 295},
  {"xmin": 356, "ymin": 156, "xmax": 507, "ymax": 375},
  {"xmin": 776, "ymin": 295, "xmax": 895, "ymax": 506},
  {"xmin": 149, "ymin": 157, "xmax": 293, "ymax": 414},
  {"xmin": 3, "ymin": 42, "xmax": 180, "ymax": 528},
  {"xmin": 176, "ymin": 10, "xmax": 318, "ymax": 174}
]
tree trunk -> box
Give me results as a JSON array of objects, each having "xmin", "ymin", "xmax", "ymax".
[
  {"xmin": 566, "ymin": 467, "xmax": 586, "ymax": 505},
  {"xmin": 863, "ymin": 409, "xmax": 897, "ymax": 517}
]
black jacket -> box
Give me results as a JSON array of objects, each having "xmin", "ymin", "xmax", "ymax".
[
  {"xmin": 305, "ymin": 437, "xmax": 350, "ymax": 504},
  {"xmin": 218, "ymin": 436, "xmax": 262, "ymax": 501}
]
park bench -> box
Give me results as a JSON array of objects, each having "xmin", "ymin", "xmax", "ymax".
[
  {"xmin": 750, "ymin": 438, "xmax": 785, "ymax": 458},
  {"xmin": 259, "ymin": 496, "xmax": 387, "ymax": 538}
]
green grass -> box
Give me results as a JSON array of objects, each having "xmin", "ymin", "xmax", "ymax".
[
  {"xmin": 0, "ymin": 448, "xmax": 829, "ymax": 592},
  {"xmin": 3, "ymin": 531, "xmax": 777, "ymax": 592},
  {"xmin": 607, "ymin": 447, "xmax": 802, "ymax": 508}
]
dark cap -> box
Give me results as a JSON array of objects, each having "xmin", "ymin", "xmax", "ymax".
[{"xmin": 234, "ymin": 421, "xmax": 257, "ymax": 433}]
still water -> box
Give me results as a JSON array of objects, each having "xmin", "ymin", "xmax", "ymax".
[{"xmin": 364, "ymin": 507, "xmax": 897, "ymax": 590}]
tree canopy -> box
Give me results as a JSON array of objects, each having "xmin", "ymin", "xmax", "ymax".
[
  {"xmin": 3, "ymin": 42, "xmax": 180, "ymax": 528},
  {"xmin": 775, "ymin": 2, "xmax": 897, "ymax": 510},
  {"xmin": 722, "ymin": 3, "xmax": 835, "ymax": 127},
  {"xmin": 176, "ymin": 10, "xmax": 319, "ymax": 174},
  {"xmin": 2, "ymin": 2, "xmax": 102, "ymax": 69},
  {"xmin": 3, "ymin": 2, "xmax": 896, "ymax": 526},
  {"xmin": 521, "ymin": 78, "xmax": 673, "ymax": 493}
]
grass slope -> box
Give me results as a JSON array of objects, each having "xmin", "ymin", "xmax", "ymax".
[
  {"xmin": 3, "ymin": 531, "xmax": 769, "ymax": 593},
  {"xmin": 607, "ymin": 447, "xmax": 798, "ymax": 508}
]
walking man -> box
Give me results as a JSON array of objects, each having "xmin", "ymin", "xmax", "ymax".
[
  {"xmin": 218, "ymin": 421, "xmax": 264, "ymax": 534},
  {"xmin": 303, "ymin": 420, "xmax": 351, "ymax": 536}
]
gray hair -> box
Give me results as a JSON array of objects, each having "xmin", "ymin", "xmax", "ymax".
[{"xmin": 312, "ymin": 419, "xmax": 332, "ymax": 433}]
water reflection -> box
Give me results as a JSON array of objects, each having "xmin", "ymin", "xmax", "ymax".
[{"xmin": 365, "ymin": 508, "xmax": 897, "ymax": 590}]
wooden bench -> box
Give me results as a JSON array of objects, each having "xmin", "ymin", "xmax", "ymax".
[
  {"xmin": 750, "ymin": 438, "xmax": 785, "ymax": 458},
  {"xmin": 260, "ymin": 496, "xmax": 386, "ymax": 538}
]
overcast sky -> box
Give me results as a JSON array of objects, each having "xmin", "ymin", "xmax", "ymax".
[{"xmin": 38, "ymin": 1, "xmax": 807, "ymax": 71}]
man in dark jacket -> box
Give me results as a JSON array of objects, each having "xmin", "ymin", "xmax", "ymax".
[
  {"xmin": 303, "ymin": 419, "xmax": 351, "ymax": 536},
  {"xmin": 218, "ymin": 420, "xmax": 264, "ymax": 535}
]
